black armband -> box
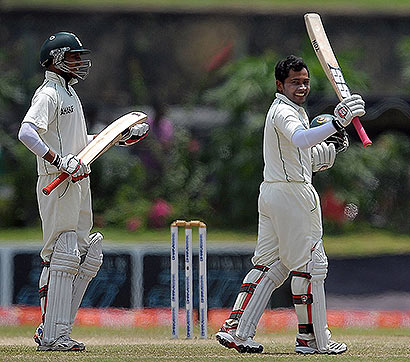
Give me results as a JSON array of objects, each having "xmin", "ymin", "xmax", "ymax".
[{"xmin": 332, "ymin": 118, "xmax": 345, "ymax": 134}]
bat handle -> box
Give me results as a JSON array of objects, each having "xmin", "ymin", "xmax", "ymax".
[
  {"xmin": 352, "ymin": 117, "xmax": 372, "ymax": 148},
  {"xmin": 42, "ymin": 172, "xmax": 69, "ymax": 195}
]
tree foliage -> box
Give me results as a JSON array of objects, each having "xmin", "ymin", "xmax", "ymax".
[{"xmin": 4, "ymin": 41, "xmax": 410, "ymax": 234}]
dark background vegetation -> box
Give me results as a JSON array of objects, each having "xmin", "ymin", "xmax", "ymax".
[{"xmin": 2, "ymin": 7, "xmax": 410, "ymax": 234}]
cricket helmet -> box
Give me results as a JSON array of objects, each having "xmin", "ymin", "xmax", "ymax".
[
  {"xmin": 310, "ymin": 114, "xmax": 349, "ymax": 153},
  {"xmin": 39, "ymin": 32, "xmax": 91, "ymax": 80}
]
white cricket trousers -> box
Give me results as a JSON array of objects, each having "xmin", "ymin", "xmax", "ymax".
[
  {"xmin": 36, "ymin": 174, "xmax": 93, "ymax": 262},
  {"xmin": 252, "ymin": 181, "xmax": 323, "ymax": 271}
]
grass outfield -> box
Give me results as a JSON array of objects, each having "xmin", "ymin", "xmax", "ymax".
[
  {"xmin": 1, "ymin": 226, "xmax": 410, "ymax": 257},
  {"xmin": 0, "ymin": 326, "xmax": 410, "ymax": 361}
]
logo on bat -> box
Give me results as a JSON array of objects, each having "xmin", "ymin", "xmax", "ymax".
[{"xmin": 328, "ymin": 65, "xmax": 351, "ymax": 98}]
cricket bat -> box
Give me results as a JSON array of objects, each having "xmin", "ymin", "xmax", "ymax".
[
  {"xmin": 42, "ymin": 111, "xmax": 147, "ymax": 195},
  {"xmin": 304, "ymin": 13, "xmax": 372, "ymax": 147}
]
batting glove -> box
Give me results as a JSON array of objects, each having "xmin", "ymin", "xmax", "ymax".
[
  {"xmin": 51, "ymin": 153, "xmax": 90, "ymax": 181},
  {"xmin": 117, "ymin": 123, "xmax": 150, "ymax": 147},
  {"xmin": 71, "ymin": 162, "xmax": 90, "ymax": 182},
  {"xmin": 333, "ymin": 94, "xmax": 365, "ymax": 127},
  {"xmin": 312, "ymin": 142, "xmax": 336, "ymax": 173}
]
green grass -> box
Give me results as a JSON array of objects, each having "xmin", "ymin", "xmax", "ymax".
[
  {"xmin": 4, "ymin": 0, "xmax": 410, "ymax": 13},
  {"xmin": 0, "ymin": 226, "xmax": 257, "ymax": 243},
  {"xmin": 0, "ymin": 326, "xmax": 409, "ymax": 361},
  {"xmin": 1, "ymin": 226, "xmax": 410, "ymax": 257}
]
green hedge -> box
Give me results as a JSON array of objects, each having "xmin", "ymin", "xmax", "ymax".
[{"xmin": 2, "ymin": 48, "xmax": 410, "ymax": 233}]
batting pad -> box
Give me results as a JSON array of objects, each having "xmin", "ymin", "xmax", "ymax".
[
  {"xmin": 70, "ymin": 232, "xmax": 103, "ymax": 330},
  {"xmin": 309, "ymin": 241, "xmax": 329, "ymax": 352},
  {"xmin": 236, "ymin": 260, "xmax": 289, "ymax": 339},
  {"xmin": 225, "ymin": 265, "xmax": 270, "ymax": 328},
  {"xmin": 38, "ymin": 265, "xmax": 50, "ymax": 320},
  {"xmin": 42, "ymin": 232, "xmax": 80, "ymax": 344}
]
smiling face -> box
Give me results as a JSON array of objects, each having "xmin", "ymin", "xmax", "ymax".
[{"xmin": 276, "ymin": 67, "xmax": 310, "ymax": 105}]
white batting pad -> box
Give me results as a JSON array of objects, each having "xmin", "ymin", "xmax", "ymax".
[
  {"xmin": 42, "ymin": 232, "xmax": 80, "ymax": 345},
  {"xmin": 291, "ymin": 266, "xmax": 313, "ymax": 327},
  {"xmin": 309, "ymin": 240, "xmax": 329, "ymax": 352},
  {"xmin": 38, "ymin": 266, "xmax": 50, "ymax": 319},
  {"xmin": 70, "ymin": 232, "xmax": 103, "ymax": 329},
  {"xmin": 226, "ymin": 266, "xmax": 269, "ymax": 328},
  {"xmin": 236, "ymin": 260, "xmax": 289, "ymax": 339}
]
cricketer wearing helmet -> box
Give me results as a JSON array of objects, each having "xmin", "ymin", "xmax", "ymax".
[
  {"xmin": 18, "ymin": 32, "xmax": 149, "ymax": 351},
  {"xmin": 216, "ymin": 55, "xmax": 366, "ymax": 354}
]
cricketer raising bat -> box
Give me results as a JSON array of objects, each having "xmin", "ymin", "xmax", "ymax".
[
  {"xmin": 42, "ymin": 111, "xmax": 147, "ymax": 196},
  {"xmin": 304, "ymin": 13, "xmax": 372, "ymax": 148}
]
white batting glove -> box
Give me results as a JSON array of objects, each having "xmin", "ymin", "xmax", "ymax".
[
  {"xmin": 312, "ymin": 142, "xmax": 336, "ymax": 173},
  {"xmin": 117, "ymin": 123, "xmax": 150, "ymax": 147},
  {"xmin": 51, "ymin": 153, "xmax": 90, "ymax": 181},
  {"xmin": 333, "ymin": 94, "xmax": 365, "ymax": 127},
  {"xmin": 71, "ymin": 161, "xmax": 90, "ymax": 182}
]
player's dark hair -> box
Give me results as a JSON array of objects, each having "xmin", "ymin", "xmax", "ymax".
[{"xmin": 275, "ymin": 55, "xmax": 309, "ymax": 83}]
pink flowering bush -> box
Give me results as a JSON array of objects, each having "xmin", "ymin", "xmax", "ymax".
[{"xmin": 148, "ymin": 199, "xmax": 173, "ymax": 228}]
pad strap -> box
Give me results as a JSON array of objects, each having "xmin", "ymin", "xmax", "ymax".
[
  {"xmin": 299, "ymin": 323, "xmax": 314, "ymax": 334},
  {"xmin": 253, "ymin": 264, "xmax": 270, "ymax": 272},
  {"xmin": 39, "ymin": 285, "xmax": 48, "ymax": 299},
  {"xmin": 293, "ymin": 294, "xmax": 313, "ymax": 304},
  {"xmin": 239, "ymin": 283, "xmax": 257, "ymax": 294},
  {"xmin": 291, "ymin": 271, "xmax": 311, "ymax": 279}
]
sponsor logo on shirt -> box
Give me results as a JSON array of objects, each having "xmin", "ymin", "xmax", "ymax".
[{"xmin": 61, "ymin": 105, "xmax": 74, "ymax": 115}]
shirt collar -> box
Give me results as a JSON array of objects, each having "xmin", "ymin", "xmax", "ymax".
[
  {"xmin": 276, "ymin": 92, "xmax": 309, "ymax": 128},
  {"xmin": 275, "ymin": 93, "xmax": 304, "ymax": 112},
  {"xmin": 45, "ymin": 70, "xmax": 78, "ymax": 87}
]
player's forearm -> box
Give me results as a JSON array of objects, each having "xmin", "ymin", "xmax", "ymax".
[
  {"xmin": 42, "ymin": 149, "xmax": 56, "ymax": 163},
  {"xmin": 18, "ymin": 122, "xmax": 61, "ymax": 166},
  {"xmin": 291, "ymin": 122, "xmax": 337, "ymax": 149},
  {"xmin": 18, "ymin": 122, "xmax": 49, "ymax": 158}
]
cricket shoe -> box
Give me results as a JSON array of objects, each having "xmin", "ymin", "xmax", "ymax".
[
  {"xmin": 215, "ymin": 325, "xmax": 263, "ymax": 353},
  {"xmin": 295, "ymin": 337, "xmax": 347, "ymax": 354},
  {"xmin": 37, "ymin": 335, "xmax": 85, "ymax": 352},
  {"xmin": 33, "ymin": 323, "xmax": 43, "ymax": 346}
]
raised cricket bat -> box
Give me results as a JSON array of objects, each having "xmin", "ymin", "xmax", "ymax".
[
  {"xmin": 42, "ymin": 111, "xmax": 147, "ymax": 195},
  {"xmin": 304, "ymin": 13, "xmax": 372, "ymax": 147}
]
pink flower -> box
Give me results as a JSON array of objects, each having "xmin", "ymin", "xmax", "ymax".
[
  {"xmin": 148, "ymin": 199, "xmax": 173, "ymax": 228},
  {"xmin": 188, "ymin": 139, "xmax": 201, "ymax": 154},
  {"xmin": 126, "ymin": 217, "xmax": 142, "ymax": 232}
]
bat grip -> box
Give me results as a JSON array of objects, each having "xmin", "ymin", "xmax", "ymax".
[
  {"xmin": 352, "ymin": 117, "xmax": 372, "ymax": 148},
  {"xmin": 42, "ymin": 172, "xmax": 69, "ymax": 195}
]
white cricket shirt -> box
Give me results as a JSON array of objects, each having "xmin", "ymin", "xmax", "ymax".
[
  {"xmin": 22, "ymin": 71, "xmax": 88, "ymax": 175},
  {"xmin": 263, "ymin": 93, "xmax": 312, "ymax": 184}
]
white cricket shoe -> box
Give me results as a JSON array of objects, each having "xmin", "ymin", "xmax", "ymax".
[
  {"xmin": 37, "ymin": 335, "xmax": 85, "ymax": 352},
  {"xmin": 295, "ymin": 337, "xmax": 347, "ymax": 354},
  {"xmin": 215, "ymin": 325, "xmax": 263, "ymax": 353},
  {"xmin": 33, "ymin": 323, "xmax": 44, "ymax": 346}
]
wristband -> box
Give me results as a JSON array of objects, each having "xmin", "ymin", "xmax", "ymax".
[
  {"xmin": 50, "ymin": 154, "xmax": 62, "ymax": 169},
  {"xmin": 332, "ymin": 118, "xmax": 345, "ymax": 134}
]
